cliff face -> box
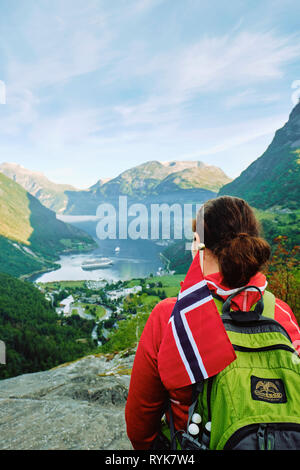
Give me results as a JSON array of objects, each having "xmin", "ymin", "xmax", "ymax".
[{"xmin": 0, "ymin": 352, "xmax": 135, "ymax": 450}]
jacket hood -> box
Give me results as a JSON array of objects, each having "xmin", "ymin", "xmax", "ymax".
[{"xmin": 204, "ymin": 272, "xmax": 268, "ymax": 311}]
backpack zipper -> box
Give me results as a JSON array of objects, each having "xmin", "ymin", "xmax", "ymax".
[
  {"xmin": 222, "ymin": 317, "xmax": 292, "ymax": 343},
  {"xmin": 232, "ymin": 344, "xmax": 295, "ymax": 354},
  {"xmin": 257, "ymin": 424, "xmax": 267, "ymax": 450},
  {"xmin": 224, "ymin": 423, "xmax": 300, "ymax": 450},
  {"xmin": 206, "ymin": 376, "xmax": 214, "ymax": 422}
]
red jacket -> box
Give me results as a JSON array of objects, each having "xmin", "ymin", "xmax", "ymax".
[{"xmin": 125, "ymin": 272, "xmax": 300, "ymax": 450}]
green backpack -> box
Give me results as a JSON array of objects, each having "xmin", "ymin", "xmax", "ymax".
[{"xmin": 165, "ymin": 286, "xmax": 300, "ymax": 451}]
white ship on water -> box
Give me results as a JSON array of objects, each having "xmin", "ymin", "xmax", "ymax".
[{"xmin": 81, "ymin": 257, "xmax": 113, "ymax": 270}]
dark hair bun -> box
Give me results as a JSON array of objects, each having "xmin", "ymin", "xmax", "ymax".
[
  {"xmin": 195, "ymin": 196, "xmax": 271, "ymax": 288},
  {"xmin": 218, "ymin": 234, "xmax": 270, "ymax": 288}
]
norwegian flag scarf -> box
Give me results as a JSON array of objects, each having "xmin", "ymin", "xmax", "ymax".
[{"xmin": 158, "ymin": 251, "xmax": 236, "ymax": 390}]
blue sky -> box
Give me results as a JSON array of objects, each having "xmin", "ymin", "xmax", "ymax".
[{"xmin": 0, "ymin": 0, "xmax": 300, "ymax": 188}]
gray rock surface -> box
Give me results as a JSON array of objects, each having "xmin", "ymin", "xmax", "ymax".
[{"xmin": 0, "ymin": 352, "xmax": 136, "ymax": 450}]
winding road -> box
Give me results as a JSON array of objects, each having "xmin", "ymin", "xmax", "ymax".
[{"xmin": 71, "ymin": 303, "xmax": 113, "ymax": 346}]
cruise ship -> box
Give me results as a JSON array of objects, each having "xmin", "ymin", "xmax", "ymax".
[{"xmin": 81, "ymin": 258, "xmax": 113, "ymax": 270}]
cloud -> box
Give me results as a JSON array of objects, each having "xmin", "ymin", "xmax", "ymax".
[
  {"xmin": 0, "ymin": 88, "xmax": 39, "ymax": 136},
  {"xmin": 28, "ymin": 108, "xmax": 105, "ymax": 149},
  {"xmin": 5, "ymin": 0, "xmax": 165, "ymax": 94},
  {"xmin": 175, "ymin": 113, "xmax": 288, "ymax": 159},
  {"xmin": 168, "ymin": 30, "xmax": 300, "ymax": 99},
  {"xmin": 224, "ymin": 89, "xmax": 281, "ymax": 109},
  {"xmin": 7, "ymin": 29, "xmax": 113, "ymax": 92},
  {"xmin": 113, "ymin": 30, "xmax": 300, "ymax": 129},
  {"xmin": 130, "ymin": 0, "xmax": 165, "ymax": 14},
  {"xmin": 1, "ymin": 1, "xmax": 117, "ymax": 141}
]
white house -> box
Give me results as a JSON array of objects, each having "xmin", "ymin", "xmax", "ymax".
[
  {"xmin": 59, "ymin": 295, "xmax": 74, "ymax": 315},
  {"xmin": 107, "ymin": 286, "xmax": 142, "ymax": 301}
]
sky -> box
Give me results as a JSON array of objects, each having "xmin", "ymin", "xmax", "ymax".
[{"xmin": 0, "ymin": 0, "xmax": 300, "ymax": 188}]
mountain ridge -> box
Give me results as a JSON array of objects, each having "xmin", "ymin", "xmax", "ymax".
[
  {"xmin": 1, "ymin": 160, "xmax": 232, "ymax": 215},
  {"xmin": 0, "ymin": 162, "xmax": 78, "ymax": 214},
  {"xmin": 91, "ymin": 159, "xmax": 231, "ymax": 197}
]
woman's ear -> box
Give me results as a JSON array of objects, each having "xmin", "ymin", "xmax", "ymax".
[{"xmin": 191, "ymin": 232, "xmax": 201, "ymax": 259}]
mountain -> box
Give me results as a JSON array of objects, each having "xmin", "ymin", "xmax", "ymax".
[
  {"xmin": 94, "ymin": 160, "xmax": 231, "ymax": 198},
  {"xmin": 155, "ymin": 165, "xmax": 231, "ymax": 193},
  {"xmin": 0, "ymin": 173, "xmax": 96, "ymax": 277},
  {"xmin": 69, "ymin": 160, "xmax": 231, "ymax": 214},
  {"xmin": 1, "ymin": 160, "xmax": 231, "ymax": 215},
  {"xmin": 0, "ymin": 162, "xmax": 78, "ymax": 214},
  {"xmin": 219, "ymin": 101, "xmax": 300, "ymax": 209}
]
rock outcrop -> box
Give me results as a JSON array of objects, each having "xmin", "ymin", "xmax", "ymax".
[{"xmin": 0, "ymin": 351, "xmax": 135, "ymax": 450}]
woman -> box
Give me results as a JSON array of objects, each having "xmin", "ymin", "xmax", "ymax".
[{"xmin": 125, "ymin": 196, "xmax": 300, "ymax": 450}]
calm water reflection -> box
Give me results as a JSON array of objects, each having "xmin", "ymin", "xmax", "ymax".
[{"xmin": 34, "ymin": 217, "xmax": 167, "ymax": 283}]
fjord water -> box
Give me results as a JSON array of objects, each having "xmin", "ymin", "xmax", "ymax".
[{"xmin": 34, "ymin": 215, "xmax": 166, "ymax": 283}]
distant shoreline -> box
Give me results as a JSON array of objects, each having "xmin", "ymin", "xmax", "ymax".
[
  {"xmin": 22, "ymin": 244, "xmax": 97, "ymax": 283},
  {"xmin": 21, "ymin": 263, "xmax": 61, "ymax": 283}
]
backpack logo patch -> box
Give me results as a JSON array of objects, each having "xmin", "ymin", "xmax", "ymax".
[{"xmin": 251, "ymin": 375, "xmax": 287, "ymax": 403}]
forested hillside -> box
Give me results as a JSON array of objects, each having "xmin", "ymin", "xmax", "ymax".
[{"xmin": 0, "ymin": 273, "xmax": 96, "ymax": 379}]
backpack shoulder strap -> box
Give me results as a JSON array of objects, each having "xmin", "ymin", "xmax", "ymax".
[
  {"xmin": 261, "ymin": 290, "xmax": 276, "ymax": 319},
  {"xmin": 212, "ymin": 289, "xmax": 276, "ymax": 319},
  {"xmin": 212, "ymin": 294, "xmax": 223, "ymax": 316}
]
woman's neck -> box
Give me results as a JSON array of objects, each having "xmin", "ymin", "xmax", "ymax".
[{"xmin": 202, "ymin": 249, "xmax": 220, "ymax": 277}]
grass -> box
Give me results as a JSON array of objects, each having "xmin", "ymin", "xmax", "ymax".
[
  {"xmin": 138, "ymin": 293, "xmax": 161, "ymax": 305},
  {"xmin": 40, "ymin": 280, "xmax": 87, "ymax": 290},
  {"xmin": 0, "ymin": 173, "xmax": 32, "ymax": 245},
  {"xmin": 149, "ymin": 274, "xmax": 185, "ymax": 286},
  {"xmin": 123, "ymin": 279, "xmax": 141, "ymax": 288},
  {"xmin": 99, "ymin": 311, "xmax": 150, "ymax": 354},
  {"xmin": 138, "ymin": 273, "xmax": 184, "ymax": 297},
  {"xmin": 72, "ymin": 302, "xmax": 106, "ymax": 320},
  {"xmin": 83, "ymin": 303, "xmax": 106, "ymax": 319},
  {"xmin": 124, "ymin": 273, "xmax": 184, "ymax": 288}
]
